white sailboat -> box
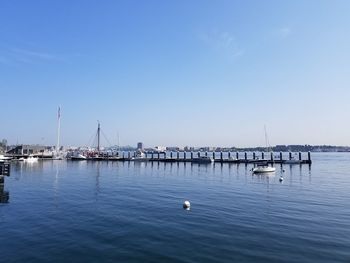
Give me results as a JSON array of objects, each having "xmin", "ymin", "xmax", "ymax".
[
  {"xmin": 252, "ymin": 165, "xmax": 276, "ymax": 173},
  {"xmin": 253, "ymin": 126, "xmax": 276, "ymax": 174}
]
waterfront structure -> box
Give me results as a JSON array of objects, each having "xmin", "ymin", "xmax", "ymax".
[
  {"xmin": 137, "ymin": 142, "xmax": 143, "ymax": 150},
  {"xmin": 6, "ymin": 145, "xmax": 50, "ymax": 155},
  {"xmin": 166, "ymin": 146, "xmax": 180, "ymax": 151},
  {"xmin": 154, "ymin": 146, "xmax": 166, "ymax": 152}
]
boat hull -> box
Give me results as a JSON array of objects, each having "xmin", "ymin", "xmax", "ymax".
[
  {"xmin": 253, "ymin": 167, "xmax": 276, "ymax": 173},
  {"xmin": 191, "ymin": 157, "xmax": 214, "ymax": 164}
]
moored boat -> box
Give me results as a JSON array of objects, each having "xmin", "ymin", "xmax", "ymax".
[
  {"xmin": 253, "ymin": 164, "xmax": 276, "ymax": 173},
  {"xmin": 192, "ymin": 156, "xmax": 214, "ymax": 164},
  {"xmin": 0, "ymin": 155, "xmax": 12, "ymax": 161},
  {"xmin": 70, "ymin": 153, "xmax": 87, "ymax": 161},
  {"xmin": 24, "ymin": 155, "xmax": 39, "ymax": 163},
  {"xmin": 132, "ymin": 151, "xmax": 150, "ymax": 162}
]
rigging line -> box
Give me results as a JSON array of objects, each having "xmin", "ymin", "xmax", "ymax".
[
  {"xmin": 91, "ymin": 133, "xmax": 98, "ymax": 149},
  {"xmin": 264, "ymin": 125, "xmax": 271, "ymax": 152},
  {"xmin": 87, "ymin": 130, "xmax": 97, "ymax": 148},
  {"xmin": 101, "ymin": 129, "xmax": 113, "ymax": 147}
]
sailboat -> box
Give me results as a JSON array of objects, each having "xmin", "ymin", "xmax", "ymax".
[{"xmin": 253, "ymin": 126, "xmax": 276, "ymax": 174}]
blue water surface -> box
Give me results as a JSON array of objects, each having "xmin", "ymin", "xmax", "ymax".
[{"xmin": 0, "ymin": 153, "xmax": 349, "ymax": 262}]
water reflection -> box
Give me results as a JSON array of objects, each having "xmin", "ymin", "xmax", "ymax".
[
  {"xmin": 0, "ymin": 181, "xmax": 9, "ymax": 203},
  {"xmin": 11, "ymin": 160, "xmax": 45, "ymax": 177}
]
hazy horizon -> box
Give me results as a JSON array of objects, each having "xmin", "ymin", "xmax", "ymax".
[{"xmin": 1, "ymin": 1, "xmax": 350, "ymax": 147}]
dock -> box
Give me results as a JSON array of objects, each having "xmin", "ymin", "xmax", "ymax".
[
  {"xmin": 67, "ymin": 151, "xmax": 312, "ymax": 165},
  {"xmin": 0, "ymin": 161, "xmax": 10, "ymax": 203}
]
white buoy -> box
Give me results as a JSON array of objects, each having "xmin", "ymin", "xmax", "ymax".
[{"xmin": 183, "ymin": 200, "xmax": 191, "ymax": 210}]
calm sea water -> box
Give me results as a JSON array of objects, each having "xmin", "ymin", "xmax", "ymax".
[{"xmin": 0, "ymin": 153, "xmax": 349, "ymax": 262}]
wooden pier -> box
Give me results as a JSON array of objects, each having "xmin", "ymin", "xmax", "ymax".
[
  {"xmin": 4, "ymin": 150, "xmax": 312, "ymax": 165},
  {"xmin": 70, "ymin": 151, "xmax": 312, "ymax": 165},
  {"xmin": 0, "ymin": 162, "xmax": 10, "ymax": 203}
]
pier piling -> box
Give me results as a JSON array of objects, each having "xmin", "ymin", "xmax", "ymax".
[{"xmin": 308, "ymin": 151, "xmax": 312, "ymax": 163}]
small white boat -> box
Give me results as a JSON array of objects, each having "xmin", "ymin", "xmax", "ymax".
[
  {"xmin": 0, "ymin": 155, "xmax": 12, "ymax": 161},
  {"xmin": 70, "ymin": 153, "xmax": 87, "ymax": 160},
  {"xmin": 132, "ymin": 151, "xmax": 150, "ymax": 162},
  {"xmin": 252, "ymin": 126, "xmax": 276, "ymax": 173},
  {"xmin": 192, "ymin": 156, "xmax": 214, "ymax": 164},
  {"xmin": 24, "ymin": 155, "xmax": 39, "ymax": 163},
  {"xmin": 253, "ymin": 164, "xmax": 276, "ymax": 173}
]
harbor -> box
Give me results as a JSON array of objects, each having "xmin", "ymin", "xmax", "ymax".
[{"xmin": 1, "ymin": 120, "xmax": 313, "ymax": 165}]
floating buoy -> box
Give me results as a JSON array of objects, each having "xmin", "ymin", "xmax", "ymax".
[
  {"xmin": 279, "ymin": 176, "xmax": 284, "ymax": 182},
  {"xmin": 282, "ymin": 169, "xmax": 285, "ymax": 172},
  {"xmin": 183, "ymin": 200, "xmax": 191, "ymax": 210}
]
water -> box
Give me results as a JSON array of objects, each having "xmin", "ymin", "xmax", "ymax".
[{"xmin": 1, "ymin": 153, "xmax": 350, "ymax": 262}]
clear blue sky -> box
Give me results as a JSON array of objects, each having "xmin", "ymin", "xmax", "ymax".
[{"xmin": 1, "ymin": 0, "xmax": 349, "ymax": 147}]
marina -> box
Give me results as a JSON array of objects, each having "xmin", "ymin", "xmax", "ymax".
[
  {"xmin": 2, "ymin": 150, "xmax": 312, "ymax": 165},
  {"xmin": 1, "ymin": 121, "xmax": 313, "ymax": 165}
]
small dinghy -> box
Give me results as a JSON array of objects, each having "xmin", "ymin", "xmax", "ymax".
[{"xmin": 253, "ymin": 163, "xmax": 276, "ymax": 173}]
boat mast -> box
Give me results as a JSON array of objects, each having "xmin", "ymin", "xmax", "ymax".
[
  {"xmin": 117, "ymin": 131, "xmax": 120, "ymax": 151},
  {"xmin": 264, "ymin": 125, "xmax": 267, "ymax": 150},
  {"xmin": 56, "ymin": 106, "xmax": 61, "ymax": 155},
  {"xmin": 264, "ymin": 125, "xmax": 271, "ymax": 152},
  {"xmin": 97, "ymin": 121, "xmax": 100, "ymax": 154}
]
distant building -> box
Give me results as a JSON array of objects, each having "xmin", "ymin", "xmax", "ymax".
[
  {"xmin": 154, "ymin": 146, "xmax": 166, "ymax": 152},
  {"xmin": 137, "ymin": 142, "xmax": 143, "ymax": 150},
  {"xmin": 6, "ymin": 145, "xmax": 50, "ymax": 155},
  {"xmin": 166, "ymin": 146, "xmax": 180, "ymax": 151}
]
